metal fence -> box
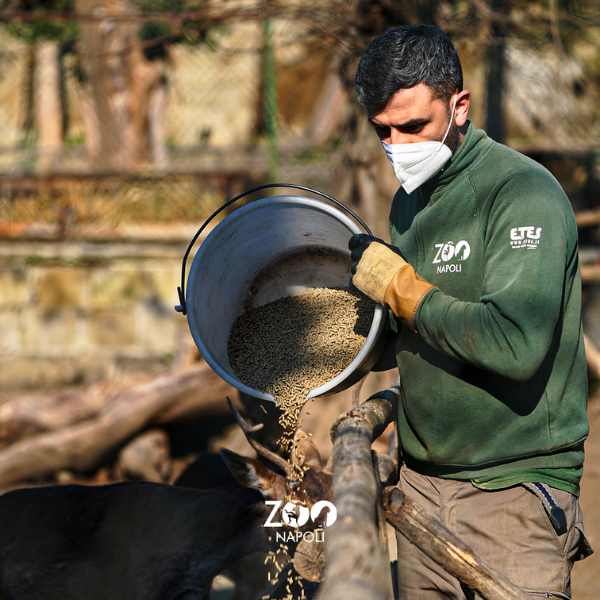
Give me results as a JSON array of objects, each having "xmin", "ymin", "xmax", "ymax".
[
  {"xmin": 1, "ymin": 3, "xmax": 599, "ymax": 237},
  {"xmin": 0, "ymin": 4, "xmax": 345, "ymax": 243}
]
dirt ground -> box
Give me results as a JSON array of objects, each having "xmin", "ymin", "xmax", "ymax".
[{"xmin": 571, "ymin": 395, "xmax": 600, "ymax": 599}]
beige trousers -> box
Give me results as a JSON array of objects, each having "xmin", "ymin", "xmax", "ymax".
[{"xmin": 396, "ymin": 464, "xmax": 593, "ymax": 599}]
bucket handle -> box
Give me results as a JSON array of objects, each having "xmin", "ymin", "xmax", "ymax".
[{"xmin": 175, "ymin": 182, "xmax": 372, "ymax": 315}]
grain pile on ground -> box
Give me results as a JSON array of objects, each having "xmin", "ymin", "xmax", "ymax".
[{"xmin": 227, "ymin": 287, "xmax": 375, "ymax": 452}]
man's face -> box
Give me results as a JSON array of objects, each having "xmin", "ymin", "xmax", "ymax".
[{"xmin": 367, "ymin": 82, "xmax": 467, "ymax": 149}]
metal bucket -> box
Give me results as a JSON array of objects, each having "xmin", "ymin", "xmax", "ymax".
[{"xmin": 177, "ymin": 185, "xmax": 387, "ymax": 403}]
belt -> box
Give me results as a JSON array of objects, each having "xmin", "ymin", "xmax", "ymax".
[{"xmin": 522, "ymin": 482, "xmax": 567, "ymax": 534}]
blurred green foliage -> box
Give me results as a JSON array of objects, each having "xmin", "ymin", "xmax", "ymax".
[
  {"xmin": 3, "ymin": 0, "xmax": 228, "ymax": 53},
  {"xmin": 136, "ymin": 0, "xmax": 228, "ymax": 60},
  {"xmin": 4, "ymin": 0, "xmax": 77, "ymax": 42}
]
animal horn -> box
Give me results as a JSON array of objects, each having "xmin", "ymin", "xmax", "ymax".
[{"xmin": 226, "ymin": 397, "xmax": 290, "ymax": 475}]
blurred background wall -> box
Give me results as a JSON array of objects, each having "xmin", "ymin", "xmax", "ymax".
[{"xmin": 1, "ymin": 0, "xmax": 600, "ymax": 394}]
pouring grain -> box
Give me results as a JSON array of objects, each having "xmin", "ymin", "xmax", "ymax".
[{"xmin": 227, "ymin": 287, "xmax": 375, "ymax": 451}]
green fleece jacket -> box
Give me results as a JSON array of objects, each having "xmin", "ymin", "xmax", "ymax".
[{"xmin": 386, "ymin": 121, "xmax": 588, "ymax": 494}]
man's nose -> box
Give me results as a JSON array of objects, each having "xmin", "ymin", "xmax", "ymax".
[{"xmin": 389, "ymin": 129, "xmax": 412, "ymax": 145}]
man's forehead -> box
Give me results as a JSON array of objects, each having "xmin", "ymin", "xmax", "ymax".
[{"xmin": 366, "ymin": 83, "xmax": 440, "ymax": 123}]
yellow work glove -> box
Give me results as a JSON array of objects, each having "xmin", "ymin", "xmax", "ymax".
[{"xmin": 349, "ymin": 234, "xmax": 437, "ymax": 332}]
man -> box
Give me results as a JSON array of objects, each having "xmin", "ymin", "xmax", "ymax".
[{"xmin": 349, "ymin": 24, "xmax": 593, "ymax": 598}]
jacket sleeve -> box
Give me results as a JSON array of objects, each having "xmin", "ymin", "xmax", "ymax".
[{"xmin": 412, "ymin": 171, "xmax": 574, "ymax": 382}]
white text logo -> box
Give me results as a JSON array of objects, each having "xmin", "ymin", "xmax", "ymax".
[
  {"xmin": 432, "ymin": 240, "xmax": 470, "ymax": 273},
  {"xmin": 264, "ymin": 500, "xmax": 337, "ymax": 528},
  {"xmin": 510, "ymin": 226, "xmax": 542, "ymax": 249},
  {"xmin": 264, "ymin": 500, "xmax": 337, "ymax": 543},
  {"xmin": 433, "ymin": 240, "xmax": 471, "ymax": 264}
]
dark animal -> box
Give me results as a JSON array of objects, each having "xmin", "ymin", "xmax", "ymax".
[{"xmin": 0, "ymin": 400, "xmax": 332, "ymax": 600}]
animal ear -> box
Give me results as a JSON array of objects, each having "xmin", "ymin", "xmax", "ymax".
[{"xmin": 219, "ymin": 448, "xmax": 279, "ymax": 497}]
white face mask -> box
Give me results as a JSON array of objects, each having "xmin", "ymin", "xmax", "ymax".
[{"xmin": 381, "ymin": 95, "xmax": 457, "ymax": 195}]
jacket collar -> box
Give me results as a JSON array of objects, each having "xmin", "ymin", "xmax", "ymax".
[{"xmin": 420, "ymin": 121, "xmax": 492, "ymax": 197}]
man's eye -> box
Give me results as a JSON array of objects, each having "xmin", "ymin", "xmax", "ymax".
[
  {"xmin": 374, "ymin": 126, "xmax": 390, "ymax": 138},
  {"xmin": 402, "ymin": 124, "xmax": 425, "ymax": 134}
]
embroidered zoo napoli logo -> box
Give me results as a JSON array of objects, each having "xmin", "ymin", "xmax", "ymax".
[
  {"xmin": 510, "ymin": 226, "xmax": 542, "ymax": 249},
  {"xmin": 432, "ymin": 240, "xmax": 471, "ymax": 273}
]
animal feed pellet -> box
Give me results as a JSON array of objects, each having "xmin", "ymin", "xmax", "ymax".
[{"xmin": 227, "ymin": 287, "xmax": 375, "ymax": 451}]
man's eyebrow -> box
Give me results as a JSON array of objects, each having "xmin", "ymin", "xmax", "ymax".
[{"xmin": 368, "ymin": 117, "xmax": 428, "ymax": 128}]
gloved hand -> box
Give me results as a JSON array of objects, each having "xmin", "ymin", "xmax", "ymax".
[
  {"xmin": 349, "ymin": 233, "xmax": 437, "ymax": 332},
  {"xmin": 349, "ymin": 234, "xmax": 403, "ymax": 265}
]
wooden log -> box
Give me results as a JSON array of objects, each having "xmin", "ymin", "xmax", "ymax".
[
  {"xmin": 317, "ymin": 391, "xmax": 397, "ymax": 600},
  {"xmin": 0, "ymin": 361, "xmax": 236, "ymax": 448},
  {"xmin": 293, "ymin": 536, "xmax": 326, "ymax": 583},
  {"xmin": 0, "ymin": 365, "xmax": 237, "ymax": 487},
  {"xmin": 372, "ymin": 450, "xmax": 389, "ymax": 555},
  {"xmin": 377, "ymin": 453, "xmax": 398, "ymax": 487},
  {"xmin": 115, "ymin": 429, "xmax": 171, "ymax": 483},
  {"xmin": 584, "ymin": 332, "xmax": 600, "ymax": 380},
  {"xmin": 383, "ymin": 486, "xmax": 529, "ymax": 600},
  {"xmin": 575, "ymin": 207, "xmax": 600, "ymax": 228},
  {"xmin": 580, "ymin": 265, "xmax": 600, "ymax": 283},
  {"xmin": 0, "ymin": 385, "xmax": 110, "ymax": 448},
  {"xmin": 151, "ymin": 366, "xmax": 238, "ymax": 423}
]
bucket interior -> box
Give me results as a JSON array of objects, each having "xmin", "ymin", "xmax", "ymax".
[{"xmin": 186, "ymin": 196, "xmax": 383, "ymax": 401}]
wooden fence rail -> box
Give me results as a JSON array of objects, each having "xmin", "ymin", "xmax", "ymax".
[{"xmin": 317, "ymin": 392, "xmax": 397, "ymax": 600}]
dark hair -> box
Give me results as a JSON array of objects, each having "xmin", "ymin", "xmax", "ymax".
[{"xmin": 356, "ymin": 24, "xmax": 463, "ymax": 109}]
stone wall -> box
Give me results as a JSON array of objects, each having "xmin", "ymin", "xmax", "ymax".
[{"xmin": 0, "ymin": 240, "xmax": 195, "ymax": 392}]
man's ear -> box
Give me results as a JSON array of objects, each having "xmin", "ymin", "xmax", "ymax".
[
  {"xmin": 219, "ymin": 448, "xmax": 278, "ymax": 496},
  {"xmin": 455, "ymin": 89, "xmax": 471, "ymax": 128}
]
